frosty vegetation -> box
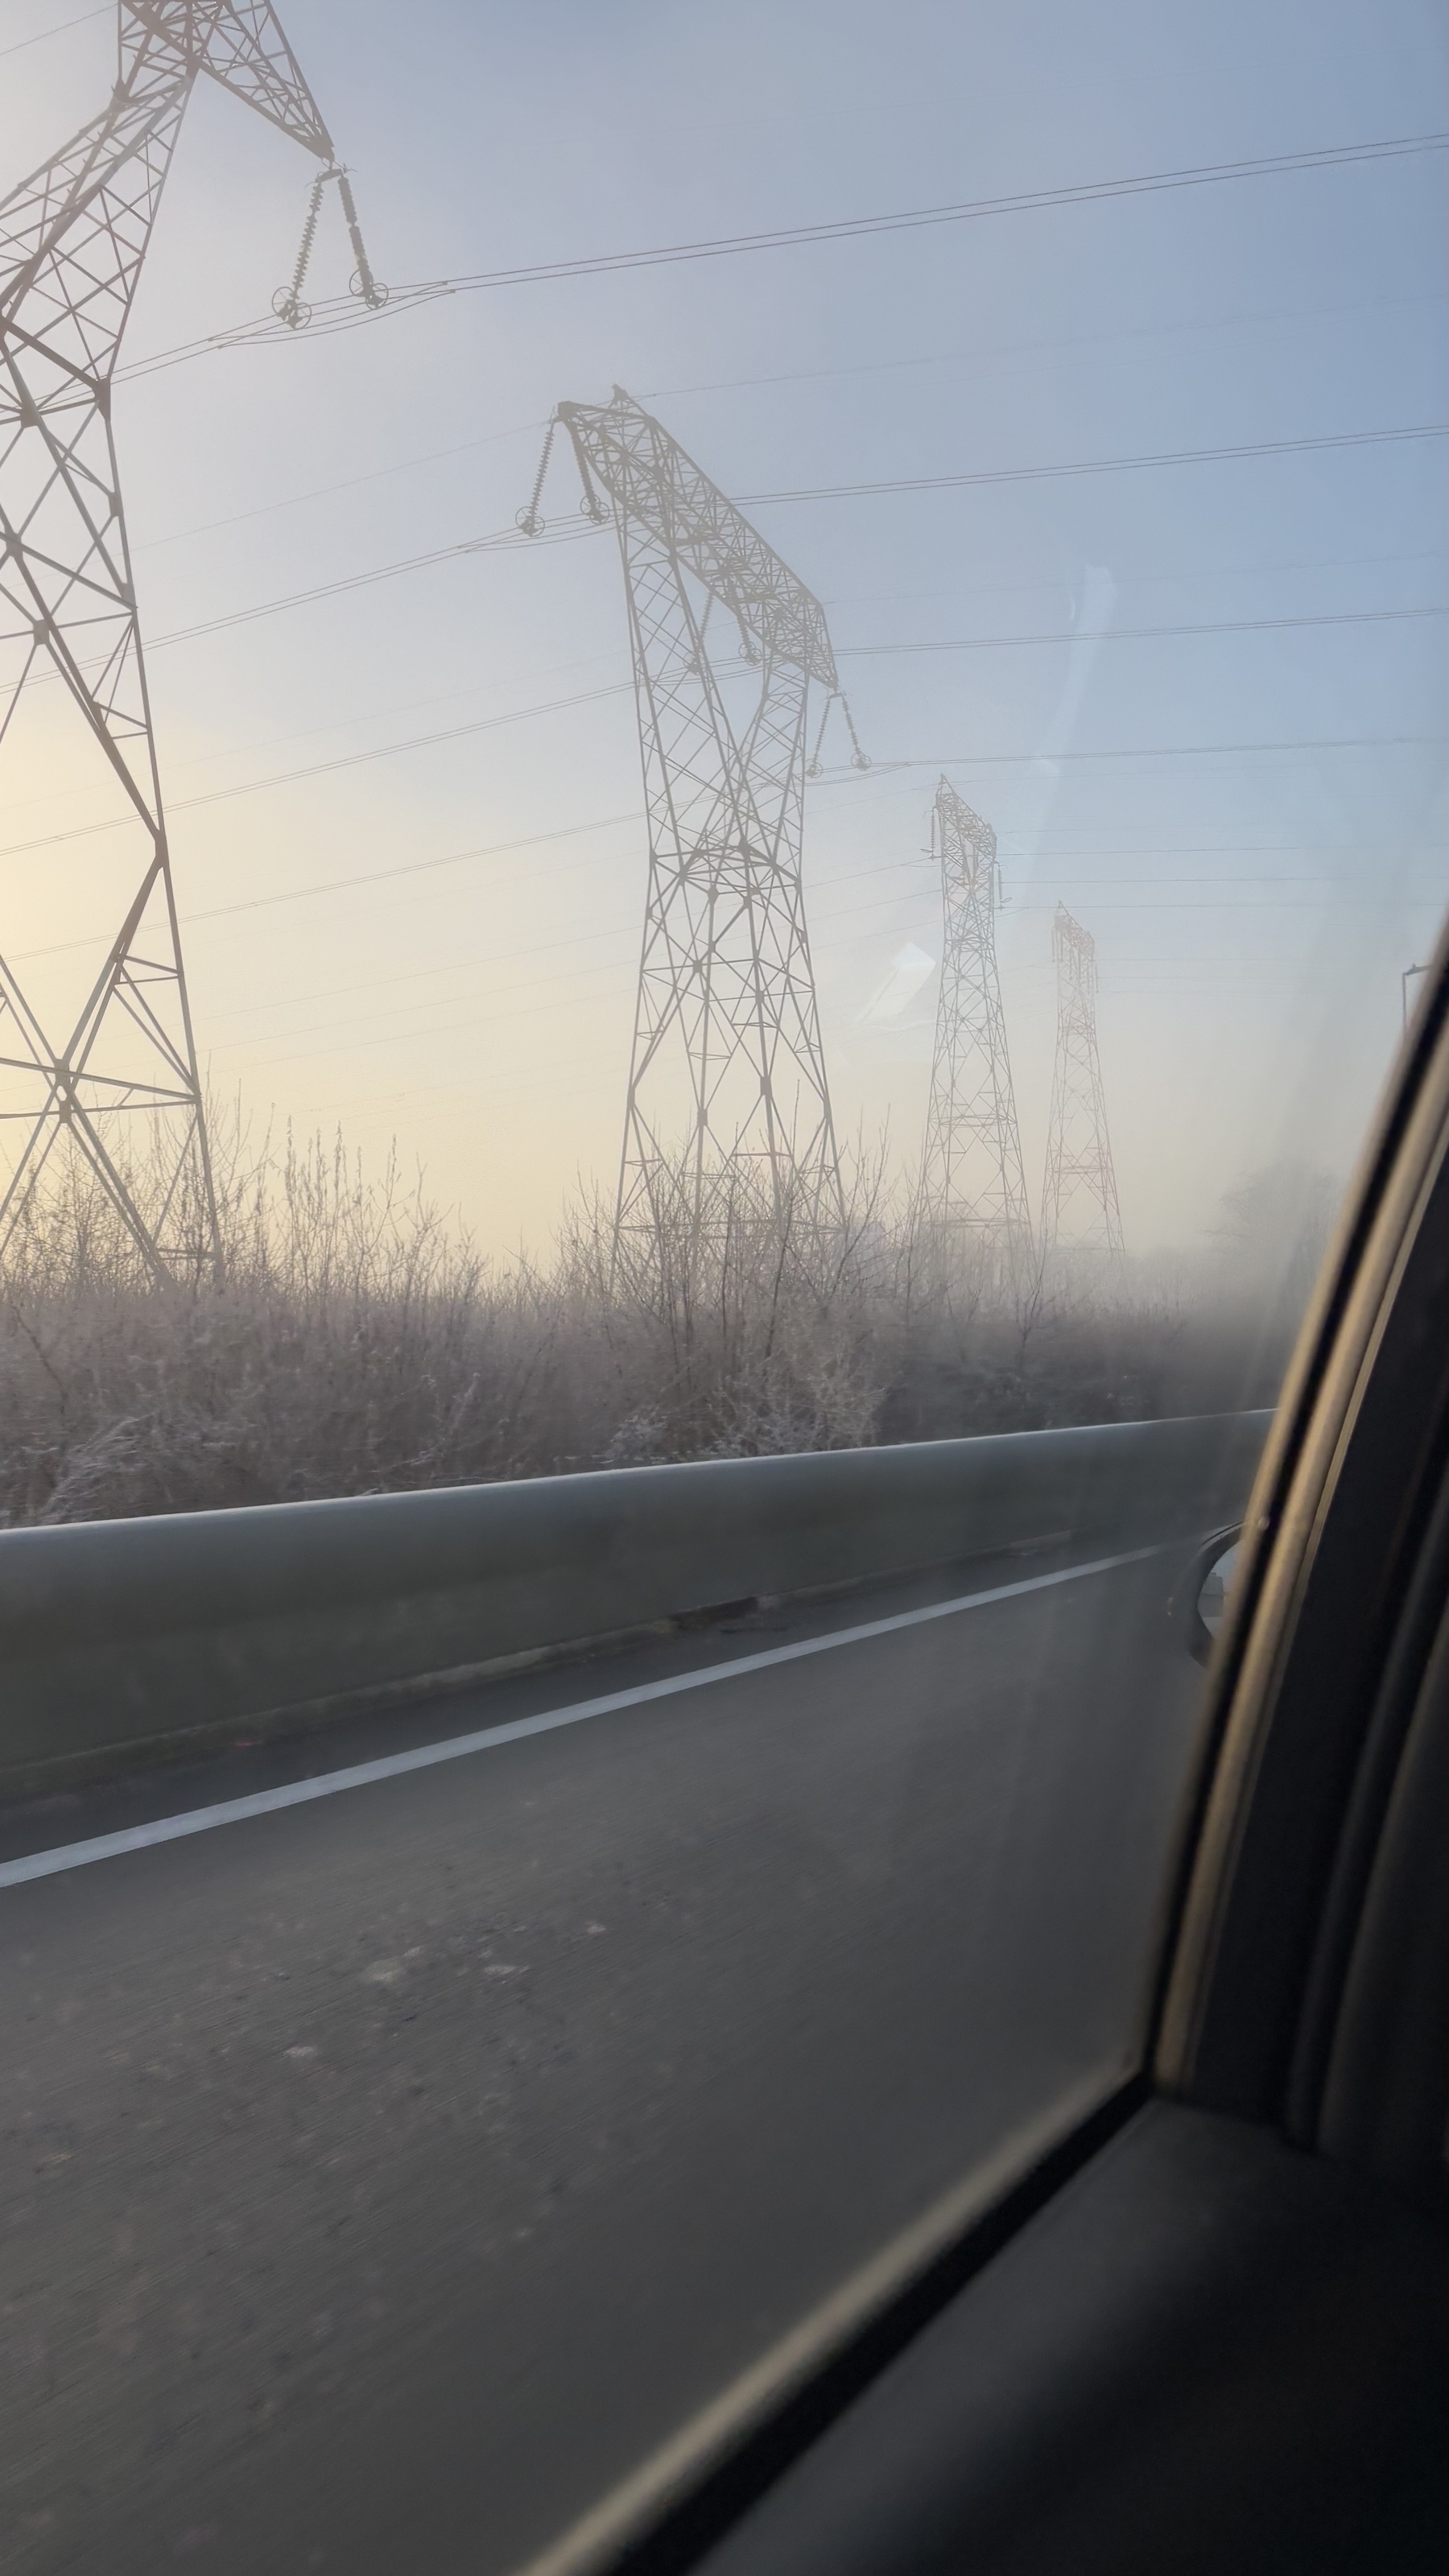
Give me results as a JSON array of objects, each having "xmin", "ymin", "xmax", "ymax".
[{"xmin": 0, "ymin": 1104, "xmax": 1338, "ymax": 1525}]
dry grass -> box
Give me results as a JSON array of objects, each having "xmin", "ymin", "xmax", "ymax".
[{"xmin": 0, "ymin": 1109, "xmax": 1327, "ymax": 1525}]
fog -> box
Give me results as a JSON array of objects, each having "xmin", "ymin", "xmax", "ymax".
[
  {"xmin": 1, "ymin": 0, "xmax": 1443, "ymax": 1310},
  {"xmin": 0, "ymin": 1107, "xmax": 1339, "ymax": 1521}
]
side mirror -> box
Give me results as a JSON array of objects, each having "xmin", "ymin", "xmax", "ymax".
[{"xmin": 1170, "ymin": 1526, "xmax": 1242, "ymax": 1666}]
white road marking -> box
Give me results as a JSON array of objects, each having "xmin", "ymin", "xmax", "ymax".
[{"xmin": 0, "ymin": 1546, "xmax": 1162, "ymax": 1890}]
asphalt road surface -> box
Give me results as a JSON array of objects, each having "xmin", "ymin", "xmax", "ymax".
[{"xmin": 1, "ymin": 1536, "xmax": 1207, "ymax": 2576}]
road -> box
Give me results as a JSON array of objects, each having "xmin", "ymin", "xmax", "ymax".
[{"xmin": 1, "ymin": 1536, "xmax": 1205, "ymax": 2576}]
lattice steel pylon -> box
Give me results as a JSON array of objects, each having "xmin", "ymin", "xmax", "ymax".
[
  {"xmin": 1040, "ymin": 903, "xmax": 1125, "ymax": 1260},
  {"xmin": 0, "ymin": 4, "xmax": 377, "ymax": 1282},
  {"xmin": 917, "ymin": 778, "xmax": 1031, "ymax": 1284},
  {"xmin": 526, "ymin": 387, "xmax": 857, "ymax": 1261}
]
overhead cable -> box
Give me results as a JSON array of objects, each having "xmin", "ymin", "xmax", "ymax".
[
  {"xmin": 738, "ymin": 423, "xmax": 1447, "ymax": 508},
  {"xmin": 116, "ymin": 133, "xmax": 1448, "ymax": 379},
  {"xmin": 836, "ymin": 604, "xmax": 1447, "ymax": 655},
  {"xmin": 0, "ymin": 5, "xmax": 107, "ymax": 59},
  {"xmin": 0, "ymin": 683, "xmax": 635, "ymax": 864},
  {"xmin": 35, "ymin": 432, "xmax": 1439, "ymax": 685}
]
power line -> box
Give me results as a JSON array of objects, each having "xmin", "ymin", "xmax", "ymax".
[
  {"xmin": 8, "ymin": 708, "xmax": 1439, "ymax": 867},
  {"xmin": 995, "ymin": 843, "xmax": 1447, "ymax": 862},
  {"xmin": 33, "ymin": 432, "xmax": 1436, "ymax": 684},
  {"xmin": 35, "ymin": 853, "xmax": 1439, "ymax": 1006},
  {"xmin": 224, "ymin": 869, "xmax": 1444, "ymax": 1092},
  {"xmin": 22, "ymin": 832, "xmax": 1430, "ymax": 978},
  {"xmin": 213, "ymin": 855, "xmax": 1348, "ymax": 1042},
  {"xmin": 204, "ymin": 882, "xmax": 1013, "ymax": 1072},
  {"xmin": 129, "ymin": 297, "xmax": 1443, "ymax": 562},
  {"xmin": 837, "ymin": 605, "xmax": 1446, "ymax": 657},
  {"xmin": 136, "ymin": 421, "xmax": 545, "ymax": 553},
  {"xmin": 206, "ymin": 926, "xmax": 640, "ymax": 1026},
  {"xmin": 117, "ymin": 132, "xmax": 1449, "ymax": 378},
  {"xmin": 210, "ymin": 958, "xmax": 636, "ymax": 1059},
  {"xmin": 0, "ymin": 5, "xmax": 107, "ymax": 60},
  {"xmin": 0, "ymin": 653, "xmax": 623, "ymax": 821},
  {"xmin": 11, "ymin": 512, "xmax": 602, "ymax": 696},
  {"xmin": 0, "ymin": 685, "xmax": 635, "ymax": 863},
  {"xmin": 145, "ymin": 515, "xmax": 595, "ymax": 650},
  {"xmin": 407, "ymin": 136, "xmax": 1449, "ymax": 283},
  {"xmin": 649, "ymin": 289, "xmax": 1445, "ymax": 407},
  {"xmin": 191, "ymin": 889, "xmax": 1411, "ymax": 1057},
  {"xmin": 8, "ymin": 815, "xmax": 648, "ymax": 964},
  {"xmin": 827, "ymin": 734, "xmax": 1446, "ymax": 774},
  {"xmin": 148, "ymin": 567, "xmax": 1447, "ymax": 665},
  {"xmin": 739, "ymin": 424, "xmax": 1447, "ymax": 509},
  {"xmin": 27, "ymin": 592, "xmax": 1422, "ymax": 832},
  {"xmin": 216, "ymin": 867, "xmax": 1418, "ymax": 1082}
]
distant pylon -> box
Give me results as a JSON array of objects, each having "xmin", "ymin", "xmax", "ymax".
[
  {"xmin": 1040, "ymin": 904, "xmax": 1125, "ymax": 1259},
  {"xmin": 0, "ymin": 5, "xmax": 381, "ymax": 1282},
  {"xmin": 918, "ymin": 778, "xmax": 1031, "ymax": 1282},
  {"xmin": 526, "ymin": 386, "xmax": 858, "ymax": 1261}
]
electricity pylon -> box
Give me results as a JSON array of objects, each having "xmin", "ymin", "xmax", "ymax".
[
  {"xmin": 918, "ymin": 778, "xmax": 1030, "ymax": 1286},
  {"xmin": 524, "ymin": 386, "xmax": 859, "ymax": 1264},
  {"xmin": 0, "ymin": 4, "xmax": 380, "ymax": 1282},
  {"xmin": 1041, "ymin": 904, "xmax": 1125, "ymax": 1261}
]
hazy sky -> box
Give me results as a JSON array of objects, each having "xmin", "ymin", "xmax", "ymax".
[{"xmin": 2, "ymin": 0, "xmax": 1445, "ymax": 1256}]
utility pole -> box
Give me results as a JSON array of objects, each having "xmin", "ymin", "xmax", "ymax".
[
  {"xmin": 524, "ymin": 387, "xmax": 859, "ymax": 1268},
  {"xmin": 1041, "ymin": 903, "xmax": 1124, "ymax": 1262},
  {"xmin": 917, "ymin": 778, "xmax": 1030, "ymax": 1288},
  {"xmin": 0, "ymin": 3, "xmax": 381, "ymax": 1283}
]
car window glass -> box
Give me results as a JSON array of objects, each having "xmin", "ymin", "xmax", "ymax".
[{"xmin": 0, "ymin": 6, "xmax": 1442, "ymax": 2571}]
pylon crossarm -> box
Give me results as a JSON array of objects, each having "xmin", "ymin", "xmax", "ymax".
[
  {"xmin": 560, "ymin": 390, "xmax": 837, "ymax": 687},
  {"xmin": 122, "ymin": 3, "xmax": 333, "ymax": 160}
]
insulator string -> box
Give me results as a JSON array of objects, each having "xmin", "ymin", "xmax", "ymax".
[
  {"xmin": 516, "ymin": 417, "xmax": 559, "ymax": 536},
  {"xmin": 274, "ymin": 167, "xmax": 387, "ymax": 329},
  {"xmin": 273, "ymin": 169, "xmax": 326, "ymax": 328}
]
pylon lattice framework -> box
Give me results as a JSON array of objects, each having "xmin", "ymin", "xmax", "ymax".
[
  {"xmin": 541, "ymin": 387, "xmax": 852, "ymax": 1257},
  {"xmin": 917, "ymin": 776, "xmax": 1031, "ymax": 1279},
  {"xmin": 1040, "ymin": 903, "xmax": 1125, "ymax": 1259},
  {"xmin": 0, "ymin": 4, "xmax": 369, "ymax": 1281}
]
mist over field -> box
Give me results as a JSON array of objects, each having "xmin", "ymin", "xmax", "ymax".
[
  {"xmin": 0, "ymin": 0, "xmax": 1441, "ymax": 1512},
  {"xmin": 0, "ymin": 1105, "xmax": 1337, "ymax": 1523}
]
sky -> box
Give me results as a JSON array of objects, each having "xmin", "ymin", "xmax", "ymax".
[{"xmin": 1, "ymin": 0, "xmax": 1445, "ymax": 1259}]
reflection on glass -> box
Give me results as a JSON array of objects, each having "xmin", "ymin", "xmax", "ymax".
[{"xmin": 1199, "ymin": 1542, "xmax": 1241, "ymax": 1640}]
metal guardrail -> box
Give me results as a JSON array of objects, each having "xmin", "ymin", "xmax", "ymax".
[{"xmin": 0, "ymin": 1411, "xmax": 1270, "ymax": 1791}]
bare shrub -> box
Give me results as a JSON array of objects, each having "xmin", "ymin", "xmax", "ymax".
[{"xmin": 0, "ymin": 1111, "xmax": 1327, "ymax": 1524}]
